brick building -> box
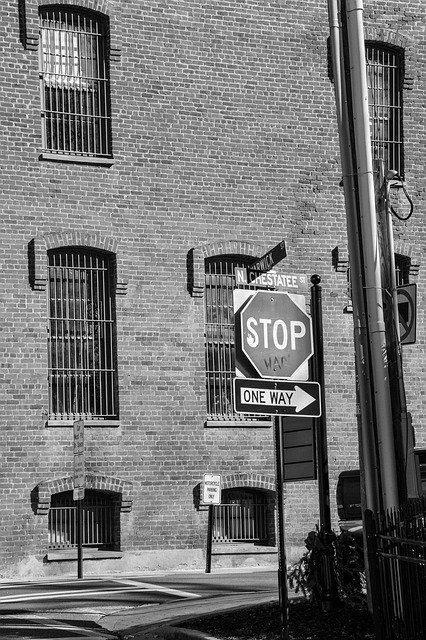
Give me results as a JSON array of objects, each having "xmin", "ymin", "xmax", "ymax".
[{"xmin": 0, "ymin": 0, "xmax": 425, "ymax": 578}]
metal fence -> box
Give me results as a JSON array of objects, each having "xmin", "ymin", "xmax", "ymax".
[
  {"xmin": 212, "ymin": 502, "xmax": 267, "ymax": 543},
  {"xmin": 365, "ymin": 497, "xmax": 426, "ymax": 640}
]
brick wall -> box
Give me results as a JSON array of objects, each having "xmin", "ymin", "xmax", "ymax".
[{"xmin": 0, "ymin": 0, "xmax": 425, "ymax": 575}]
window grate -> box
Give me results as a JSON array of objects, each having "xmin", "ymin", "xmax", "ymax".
[
  {"xmin": 47, "ymin": 249, "xmax": 117, "ymax": 421},
  {"xmin": 366, "ymin": 44, "xmax": 403, "ymax": 177},
  {"xmin": 205, "ymin": 256, "xmax": 260, "ymax": 420},
  {"xmin": 48, "ymin": 491, "xmax": 115, "ymax": 549},
  {"xmin": 395, "ymin": 254, "xmax": 410, "ymax": 287},
  {"xmin": 213, "ymin": 490, "xmax": 268, "ymax": 543},
  {"xmin": 39, "ymin": 7, "xmax": 111, "ymax": 157}
]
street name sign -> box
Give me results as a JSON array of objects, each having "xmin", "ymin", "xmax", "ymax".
[
  {"xmin": 233, "ymin": 378, "xmax": 321, "ymax": 417},
  {"xmin": 202, "ymin": 474, "xmax": 222, "ymax": 505},
  {"xmin": 235, "ymin": 289, "xmax": 313, "ymax": 380},
  {"xmin": 250, "ymin": 240, "xmax": 287, "ymax": 273},
  {"xmin": 235, "ymin": 267, "xmax": 308, "ymax": 291}
]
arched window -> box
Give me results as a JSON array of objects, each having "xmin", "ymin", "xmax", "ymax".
[
  {"xmin": 212, "ymin": 488, "xmax": 273, "ymax": 544},
  {"xmin": 366, "ymin": 44, "xmax": 404, "ymax": 177},
  {"xmin": 204, "ymin": 255, "xmax": 260, "ymax": 421},
  {"xmin": 48, "ymin": 490, "xmax": 119, "ymax": 549},
  {"xmin": 39, "ymin": 6, "xmax": 112, "ymax": 159},
  {"xmin": 47, "ymin": 247, "xmax": 118, "ymax": 422}
]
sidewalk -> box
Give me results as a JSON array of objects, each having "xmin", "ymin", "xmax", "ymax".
[{"xmin": 100, "ymin": 589, "xmax": 282, "ymax": 640}]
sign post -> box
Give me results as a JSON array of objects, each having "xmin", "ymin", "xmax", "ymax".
[
  {"xmin": 274, "ymin": 417, "xmax": 289, "ymax": 640},
  {"xmin": 202, "ymin": 474, "xmax": 222, "ymax": 574},
  {"xmin": 73, "ymin": 420, "xmax": 85, "ymax": 579},
  {"xmin": 233, "ymin": 284, "xmax": 319, "ymax": 640}
]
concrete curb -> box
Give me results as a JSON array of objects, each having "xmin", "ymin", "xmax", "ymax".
[
  {"xmin": 101, "ymin": 592, "xmax": 280, "ymax": 634},
  {"xmin": 118, "ymin": 625, "xmax": 222, "ymax": 640},
  {"xmin": 106, "ymin": 592, "xmax": 292, "ymax": 640}
]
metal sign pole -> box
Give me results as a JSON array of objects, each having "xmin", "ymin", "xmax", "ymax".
[
  {"xmin": 274, "ymin": 416, "xmax": 289, "ymax": 640},
  {"xmin": 310, "ymin": 275, "xmax": 331, "ymax": 532},
  {"xmin": 205, "ymin": 505, "xmax": 214, "ymax": 574},
  {"xmin": 73, "ymin": 420, "xmax": 85, "ymax": 580},
  {"xmin": 76, "ymin": 498, "xmax": 83, "ymax": 579}
]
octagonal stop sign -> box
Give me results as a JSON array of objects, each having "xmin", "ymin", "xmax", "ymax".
[{"xmin": 239, "ymin": 290, "xmax": 313, "ymax": 380}]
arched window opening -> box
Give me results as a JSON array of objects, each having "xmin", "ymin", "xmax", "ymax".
[
  {"xmin": 212, "ymin": 488, "xmax": 275, "ymax": 545},
  {"xmin": 48, "ymin": 490, "xmax": 120, "ymax": 550},
  {"xmin": 39, "ymin": 6, "xmax": 112, "ymax": 158},
  {"xmin": 366, "ymin": 43, "xmax": 404, "ymax": 177},
  {"xmin": 47, "ymin": 247, "xmax": 118, "ymax": 422},
  {"xmin": 204, "ymin": 255, "xmax": 262, "ymax": 421}
]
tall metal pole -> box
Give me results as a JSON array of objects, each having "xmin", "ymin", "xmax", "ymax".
[
  {"xmin": 205, "ymin": 505, "xmax": 213, "ymax": 574},
  {"xmin": 327, "ymin": 0, "xmax": 400, "ymax": 513},
  {"xmin": 326, "ymin": 0, "xmax": 382, "ymax": 516},
  {"xmin": 274, "ymin": 417, "xmax": 289, "ymax": 640},
  {"xmin": 310, "ymin": 275, "xmax": 331, "ymax": 532},
  {"xmin": 341, "ymin": 0, "xmax": 400, "ymax": 511},
  {"xmin": 76, "ymin": 499, "xmax": 83, "ymax": 579}
]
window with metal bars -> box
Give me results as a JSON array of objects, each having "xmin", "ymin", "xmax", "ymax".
[
  {"xmin": 395, "ymin": 254, "xmax": 410, "ymax": 287},
  {"xmin": 48, "ymin": 490, "xmax": 117, "ymax": 549},
  {"xmin": 212, "ymin": 489, "xmax": 268, "ymax": 543},
  {"xmin": 366, "ymin": 43, "xmax": 404, "ymax": 177},
  {"xmin": 39, "ymin": 6, "xmax": 111, "ymax": 158},
  {"xmin": 47, "ymin": 248, "xmax": 118, "ymax": 422},
  {"xmin": 205, "ymin": 255, "xmax": 261, "ymax": 421}
]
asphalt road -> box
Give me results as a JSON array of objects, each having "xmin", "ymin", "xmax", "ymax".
[{"xmin": 0, "ymin": 569, "xmax": 279, "ymax": 639}]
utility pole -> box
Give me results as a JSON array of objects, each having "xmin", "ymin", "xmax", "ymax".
[{"xmin": 326, "ymin": 0, "xmax": 401, "ymax": 514}]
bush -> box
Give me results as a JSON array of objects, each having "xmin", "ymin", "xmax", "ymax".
[{"xmin": 288, "ymin": 525, "xmax": 366, "ymax": 610}]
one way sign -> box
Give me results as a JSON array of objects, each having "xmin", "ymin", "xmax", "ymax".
[{"xmin": 233, "ymin": 378, "xmax": 321, "ymax": 417}]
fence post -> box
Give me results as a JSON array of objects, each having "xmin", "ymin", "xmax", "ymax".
[{"xmin": 364, "ymin": 509, "xmax": 383, "ymax": 640}]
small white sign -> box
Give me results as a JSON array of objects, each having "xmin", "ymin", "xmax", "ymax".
[
  {"xmin": 73, "ymin": 487, "xmax": 85, "ymax": 501},
  {"xmin": 74, "ymin": 452, "xmax": 85, "ymax": 488},
  {"xmin": 73, "ymin": 419, "xmax": 84, "ymax": 454},
  {"xmin": 202, "ymin": 474, "xmax": 222, "ymax": 505}
]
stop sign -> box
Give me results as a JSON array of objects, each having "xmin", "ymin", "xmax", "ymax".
[{"xmin": 239, "ymin": 291, "xmax": 313, "ymax": 379}]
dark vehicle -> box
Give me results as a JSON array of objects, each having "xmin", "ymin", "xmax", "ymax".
[
  {"xmin": 336, "ymin": 469, "xmax": 363, "ymax": 537},
  {"xmin": 337, "ymin": 451, "xmax": 426, "ymax": 532}
]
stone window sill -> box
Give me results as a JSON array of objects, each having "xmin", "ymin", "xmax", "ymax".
[
  {"xmin": 39, "ymin": 153, "xmax": 114, "ymax": 166},
  {"xmin": 46, "ymin": 420, "xmax": 120, "ymax": 427},
  {"xmin": 46, "ymin": 549, "xmax": 123, "ymax": 562}
]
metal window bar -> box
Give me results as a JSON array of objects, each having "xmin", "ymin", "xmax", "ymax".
[
  {"xmin": 48, "ymin": 496, "xmax": 114, "ymax": 549},
  {"xmin": 212, "ymin": 502, "xmax": 268, "ymax": 543},
  {"xmin": 366, "ymin": 44, "xmax": 403, "ymax": 177},
  {"xmin": 39, "ymin": 7, "xmax": 110, "ymax": 157},
  {"xmin": 395, "ymin": 255, "xmax": 410, "ymax": 287},
  {"xmin": 204, "ymin": 256, "xmax": 260, "ymax": 420},
  {"xmin": 47, "ymin": 248, "xmax": 117, "ymax": 420}
]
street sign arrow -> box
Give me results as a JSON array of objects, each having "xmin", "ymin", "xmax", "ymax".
[
  {"xmin": 233, "ymin": 378, "xmax": 321, "ymax": 417},
  {"xmin": 291, "ymin": 385, "xmax": 319, "ymax": 413}
]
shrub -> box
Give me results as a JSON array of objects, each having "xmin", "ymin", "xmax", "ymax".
[{"xmin": 288, "ymin": 525, "xmax": 366, "ymax": 610}]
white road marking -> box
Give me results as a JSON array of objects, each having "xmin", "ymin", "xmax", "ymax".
[
  {"xmin": 0, "ymin": 578, "xmax": 104, "ymax": 590},
  {"xmin": 1, "ymin": 620, "xmax": 111, "ymax": 638},
  {"xmin": 111, "ymin": 578, "xmax": 201, "ymax": 599},
  {"xmin": 0, "ymin": 582, "xmax": 200, "ymax": 604}
]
